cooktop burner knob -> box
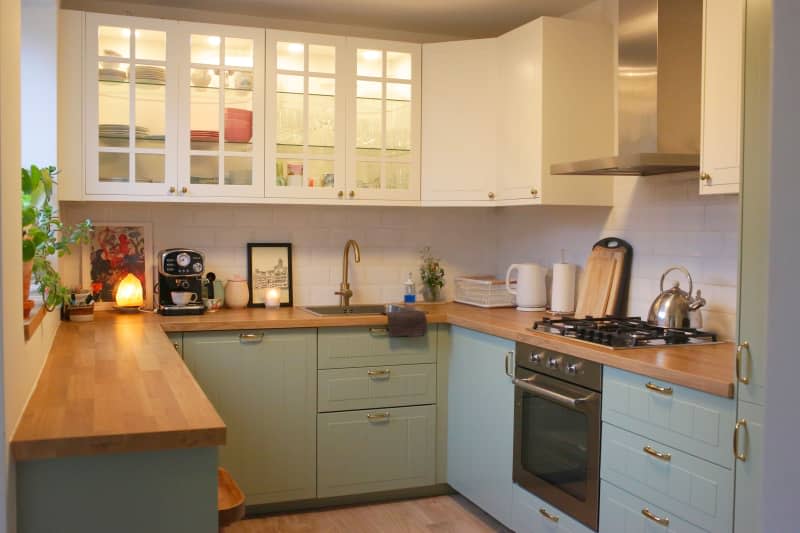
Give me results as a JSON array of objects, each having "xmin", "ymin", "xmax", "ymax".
[
  {"xmin": 529, "ymin": 352, "xmax": 544, "ymax": 364},
  {"xmin": 546, "ymin": 357, "xmax": 562, "ymax": 370},
  {"xmin": 566, "ymin": 362, "xmax": 583, "ymax": 375}
]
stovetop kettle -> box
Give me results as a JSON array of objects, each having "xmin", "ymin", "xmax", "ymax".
[{"xmin": 647, "ymin": 266, "xmax": 706, "ymax": 329}]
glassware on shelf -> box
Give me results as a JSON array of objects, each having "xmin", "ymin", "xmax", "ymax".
[
  {"xmin": 190, "ymin": 155, "xmax": 219, "ymax": 185},
  {"xmin": 356, "ymin": 161, "xmax": 381, "ymax": 189},
  {"xmin": 224, "ymin": 156, "xmax": 252, "ymax": 185},
  {"xmin": 135, "ymin": 153, "xmax": 165, "ymax": 183},
  {"xmin": 99, "ymin": 152, "xmax": 129, "ymax": 183}
]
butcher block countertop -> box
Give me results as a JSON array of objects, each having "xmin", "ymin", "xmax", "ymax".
[{"xmin": 11, "ymin": 302, "xmax": 735, "ymax": 462}]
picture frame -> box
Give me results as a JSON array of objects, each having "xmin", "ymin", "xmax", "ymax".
[
  {"xmin": 81, "ymin": 223, "xmax": 154, "ymax": 310},
  {"xmin": 247, "ymin": 243, "xmax": 293, "ymax": 307}
]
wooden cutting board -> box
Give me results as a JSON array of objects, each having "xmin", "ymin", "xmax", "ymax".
[{"xmin": 575, "ymin": 245, "xmax": 629, "ymax": 318}]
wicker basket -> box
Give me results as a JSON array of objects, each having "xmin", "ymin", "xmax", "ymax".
[{"xmin": 454, "ymin": 276, "xmax": 516, "ymax": 308}]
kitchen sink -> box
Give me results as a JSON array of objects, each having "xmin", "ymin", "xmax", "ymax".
[{"xmin": 303, "ymin": 304, "xmax": 412, "ymax": 316}]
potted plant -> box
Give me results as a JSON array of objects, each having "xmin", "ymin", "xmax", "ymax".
[
  {"xmin": 22, "ymin": 165, "xmax": 93, "ymax": 317},
  {"xmin": 419, "ymin": 246, "xmax": 445, "ymax": 302}
]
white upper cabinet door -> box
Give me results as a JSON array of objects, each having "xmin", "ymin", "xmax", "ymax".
[
  {"xmin": 177, "ymin": 23, "xmax": 265, "ymax": 198},
  {"xmin": 266, "ymin": 31, "xmax": 347, "ymax": 200},
  {"xmin": 700, "ymin": 0, "xmax": 745, "ymax": 195},
  {"xmin": 85, "ymin": 13, "xmax": 180, "ymax": 196},
  {"xmin": 346, "ymin": 38, "xmax": 421, "ymax": 202},
  {"xmin": 421, "ymin": 38, "xmax": 498, "ymax": 205}
]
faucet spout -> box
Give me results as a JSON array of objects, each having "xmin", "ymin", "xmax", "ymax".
[{"xmin": 335, "ymin": 240, "xmax": 361, "ymax": 306}]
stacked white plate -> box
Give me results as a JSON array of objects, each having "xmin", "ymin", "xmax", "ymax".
[
  {"xmin": 98, "ymin": 68, "xmax": 127, "ymax": 82},
  {"xmin": 99, "ymin": 124, "xmax": 149, "ymax": 139},
  {"xmin": 135, "ymin": 65, "xmax": 165, "ymax": 84}
]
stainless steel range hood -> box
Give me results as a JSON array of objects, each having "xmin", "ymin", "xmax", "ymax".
[{"xmin": 550, "ymin": 0, "xmax": 702, "ymax": 176}]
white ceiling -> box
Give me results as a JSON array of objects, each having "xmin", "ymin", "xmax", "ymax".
[{"xmin": 83, "ymin": 0, "xmax": 597, "ymax": 40}]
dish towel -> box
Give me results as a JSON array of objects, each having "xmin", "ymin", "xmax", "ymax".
[{"xmin": 387, "ymin": 309, "xmax": 427, "ymax": 337}]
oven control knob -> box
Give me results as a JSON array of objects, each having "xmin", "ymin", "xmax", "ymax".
[
  {"xmin": 529, "ymin": 352, "xmax": 544, "ymax": 364},
  {"xmin": 566, "ymin": 362, "xmax": 583, "ymax": 375},
  {"xmin": 546, "ymin": 357, "xmax": 563, "ymax": 370}
]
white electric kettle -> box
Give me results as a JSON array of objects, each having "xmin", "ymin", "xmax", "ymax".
[{"xmin": 505, "ymin": 263, "xmax": 547, "ymax": 311}]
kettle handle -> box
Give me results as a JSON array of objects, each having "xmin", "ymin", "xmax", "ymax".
[
  {"xmin": 660, "ymin": 266, "xmax": 693, "ymax": 295},
  {"xmin": 505, "ymin": 264, "xmax": 519, "ymax": 296}
]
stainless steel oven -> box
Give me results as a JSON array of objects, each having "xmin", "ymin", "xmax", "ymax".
[{"xmin": 513, "ymin": 342, "xmax": 602, "ymax": 531}]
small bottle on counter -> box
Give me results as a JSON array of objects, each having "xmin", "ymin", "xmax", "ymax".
[{"xmin": 404, "ymin": 272, "xmax": 417, "ymax": 304}]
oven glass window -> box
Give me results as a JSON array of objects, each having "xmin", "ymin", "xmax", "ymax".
[{"xmin": 520, "ymin": 393, "xmax": 589, "ymax": 501}]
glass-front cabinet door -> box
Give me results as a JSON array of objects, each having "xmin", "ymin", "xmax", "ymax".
[
  {"xmin": 266, "ymin": 32, "xmax": 346, "ymax": 199},
  {"xmin": 347, "ymin": 39, "xmax": 421, "ymax": 202},
  {"xmin": 179, "ymin": 24, "xmax": 265, "ymax": 198},
  {"xmin": 85, "ymin": 14, "xmax": 178, "ymax": 196}
]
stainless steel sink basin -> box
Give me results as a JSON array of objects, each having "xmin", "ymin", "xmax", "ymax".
[{"xmin": 303, "ymin": 304, "xmax": 410, "ymax": 316}]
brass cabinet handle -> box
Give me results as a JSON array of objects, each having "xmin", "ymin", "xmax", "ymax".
[
  {"xmin": 641, "ymin": 508, "xmax": 670, "ymax": 526},
  {"xmin": 337, "ymin": 190, "xmax": 344, "ymax": 198},
  {"xmin": 646, "ymin": 382, "xmax": 673, "ymax": 395},
  {"xmin": 169, "ymin": 186, "xmax": 176, "ymax": 193},
  {"xmin": 538, "ymin": 508, "xmax": 559, "ymax": 523},
  {"xmin": 504, "ymin": 351, "xmax": 514, "ymax": 378},
  {"xmin": 239, "ymin": 332, "xmax": 264, "ymax": 344},
  {"xmin": 172, "ymin": 343, "xmax": 180, "ymax": 352},
  {"xmin": 367, "ymin": 369, "xmax": 391, "ymax": 378},
  {"xmin": 530, "ymin": 188, "xmax": 539, "ymax": 197},
  {"xmin": 736, "ymin": 341, "xmax": 751, "ymax": 384},
  {"xmin": 348, "ymin": 190, "xmax": 355, "ymax": 198},
  {"xmin": 734, "ymin": 419, "xmax": 749, "ymax": 461},
  {"xmin": 366, "ymin": 412, "xmax": 390, "ymax": 422},
  {"xmin": 700, "ymin": 172, "xmax": 712, "ymax": 182},
  {"xmin": 181, "ymin": 186, "xmax": 188, "ymax": 194},
  {"xmin": 368, "ymin": 327, "xmax": 389, "ymax": 336},
  {"xmin": 488, "ymin": 191, "xmax": 495, "ymax": 200},
  {"xmin": 643, "ymin": 445, "xmax": 672, "ymax": 462}
]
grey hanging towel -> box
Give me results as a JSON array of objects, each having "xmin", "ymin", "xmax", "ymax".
[{"xmin": 387, "ymin": 309, "xmax": 427, "ymax": 337}]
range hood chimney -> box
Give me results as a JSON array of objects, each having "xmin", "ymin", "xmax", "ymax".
[{"xmin": 550, "ymin": 0, "xmax": 702, "ymax": 176}]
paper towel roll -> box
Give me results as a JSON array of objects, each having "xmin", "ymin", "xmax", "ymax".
[{"xmin": 551, "ymin": 263, "xmax": 576, "ymax": 314}]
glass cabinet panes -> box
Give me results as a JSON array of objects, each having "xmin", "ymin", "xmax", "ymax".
[
  {"xmin": 350, "ymin": 41, "xmax": 419, "ymax": 200},
  {"xmin": 269, "ymin": 33, "xmax": 343, "ymax": 198}
]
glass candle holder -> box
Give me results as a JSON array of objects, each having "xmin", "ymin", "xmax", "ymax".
[{"xmin": 265, "ymin": 287, "xmax": 281, "ymax": 308}]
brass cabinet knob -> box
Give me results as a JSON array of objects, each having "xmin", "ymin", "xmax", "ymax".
[
  {"xmin": 488, "ymin": 191, "xmax": 495, "ymax": 200},
  {"xmin": 337, "ymin": 190, "xmax": 344, "ymax": 198},
  {"xmin": 700, "ymin": 172, "xmax": 712, "ymax": 182},
  {"xmin": 169, "ymin": 186, "xmax": 176, "ymax": 193},
  {"xmin": 349, "ymin": 190, "xmax": 355, "ymax": 198},
  {"xmin": 530, "ymin": 188, "xmax": 539, "ymax": 197},
  {"xmin": 181, "ymin": 186, "xmax": 188, "ymax": 194}
]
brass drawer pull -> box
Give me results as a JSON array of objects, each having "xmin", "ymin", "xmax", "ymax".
[
  {"xmin": 736, "ymin": 341, "xmax": 751, "ymax": 384},
  {"xmin": 734, "ymin": 419, "xmax": 749, "ymax": 461},
  {"xmin": 504, "ymin": 351, "xmax": 514, "ymax": 378},
  {"xmin": 641, "ymin": 508, "xmax": 670, "ymax": 526},
  {"xmin": 643, "ymin": 445, "xmax": 672, "ymax": 462},
  {"xmin": 538, "ymin": 508, "xmax": 559, "ymax": 523},
  {"xmin": 368, "ymin": 327, "xmax": 389, "ymax": 336},
  {"xmin": 367, "ymin": 369, "xmax": 391, "ymax": 378},
  {"xmin": 646, "ymin": 382, "xmax": 673, "ymax": 395},
  {"xmin": 239, "ymin": 332, "xmax": 264, "ymax": 344},
  {"xmin": 366, "ymin": 412, "xmax": 390, "ymax": 422}
]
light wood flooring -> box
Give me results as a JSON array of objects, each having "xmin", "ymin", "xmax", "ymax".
[{"xmin": 224, "ymin": 495, "xmax": 510, "ymax": 533}]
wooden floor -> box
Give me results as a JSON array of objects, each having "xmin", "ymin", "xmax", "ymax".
[{"xmin": 224, "ymin": 495, "xmax": 510, "ymax": 533}]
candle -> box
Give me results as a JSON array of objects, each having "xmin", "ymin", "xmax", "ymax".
[{"xmin": 265, "ymin": 288, "xmax": 281, "ymax": 308}]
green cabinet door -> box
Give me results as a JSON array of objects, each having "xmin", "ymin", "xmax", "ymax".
[
  {"xmin": 447, "ymin": 326, "xmax": 515, "ymax": 528},
  {"xmin": 183, "ymin": 329, "xmax": 317, "ymax": 505},
  {"xmin": 734, "ymin": 401, "xmax": 764, "ymax": 533}
]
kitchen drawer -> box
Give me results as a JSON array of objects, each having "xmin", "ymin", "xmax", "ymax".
[
  {"xmin": 317, "ymin": 405, "xmax": 436, "ymax": 498},
  {"xmin": 602, "ymin": 367, "xmax": 736, "ymax": 468},
  {"xmin": 601, "ymin": 423, "xmax": 733, "ymax": 533},
  {"xmin": 511, "ymin": 483, "xmax": 595, "ymax": 533},
  {"xmin": 600, "ymin": 481, "xmax": 709, "ymax": 533},
  {"xmin": 318, "ymin": 363, "xmax": 436, "ymax": 412},
  {"xmin": 318, "ymin": 326, "xmax": 437, "ymax": 369}
]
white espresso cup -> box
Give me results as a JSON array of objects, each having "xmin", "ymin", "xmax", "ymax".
[{"xmin": 171, "ymin": 291, "xmax": 198, "ymax": 306}]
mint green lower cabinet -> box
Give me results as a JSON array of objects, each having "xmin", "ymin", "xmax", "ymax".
[
  {"xmin": 317, "ymin": 363, "xmax": 436, "ymax": 412},
  {"xmin": 317, "ymin": 405, "xmax": 436, "ymax": 498},
  {"xmin": 601, "ymin": 423, "xmax": 733, "ymax": 532},
  {"xmin": 318, "ymin": 326, "xmax": 437, "ymax": 369},
  {"xmin": 183, "ymin": 329, "xmax": 317, "ymax": 505},
  {"xmin": 734, "ymin": 401, "xmax": 764, "ymax": 533},
  {"xmin": 512, "ymin": 483, "xmax": 594, "ymax": 533},
  {"xmin": 600, "ymin": 481, "xmax": 708, "ymax": 532},
  {"xmin": 447, "ymin": 326, "xmax": 514, "ymax": 529}
]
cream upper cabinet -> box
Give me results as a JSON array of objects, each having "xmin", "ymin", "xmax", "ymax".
[
  {"xmin": 700, "ymin": 0, "xmax": 745, "ymax": 195},
  {"xmin": 346, "ymin": 38, "xmax": 421, "ymax": 202},
  {"xmin": 178, "ymin": 23, "xmax": 265, "ymax": 198},
  {"xmin": 497, "ymin": 17, "xmax": 615, "ymax": 206},
  {"xmin": 84, "ymin": 14, "xmax": 180, "ymax": 196},
  {"xmin": 265, "ymin": 31, "xmax": 347, "ymax": 200},
  {"xmin": 421, "ymin": 39, "xmax": 498, "ymax": 205}
]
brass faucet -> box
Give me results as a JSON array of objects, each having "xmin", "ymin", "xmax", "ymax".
[{"xmin": 335, "ymin": 239, "xmax": 361, "ymax": 306}]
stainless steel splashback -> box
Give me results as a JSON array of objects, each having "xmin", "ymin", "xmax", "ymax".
[{"xmin": 551, "ymin": 0, "xmax": 702, "ymax": 176}]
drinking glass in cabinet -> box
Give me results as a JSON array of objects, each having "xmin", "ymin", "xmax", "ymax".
[
  {"xmin": 191, "ymin": 34, "xmax": 221, "ymax": 65},
  {"xmin": 135, "ymin": 154, "xmax": 165, "ymax": 183},
  {"xmin": 223, "ymin": 157, "xmax": 252, "ymax": 186},
  {"xmin": 277, "ymin": 42, "xmax": 305, "ymax": 71},
  {"xmin": 385, "ymin": 162, "xmax": 410, "ymax": 190},
  {"xmin": 99, "ymin": 152, "xmax": 129, "ymax": 183},
  {"xmin": 98, "ymin": 26, "xmax": 130, "ymax": 58},
  {"xmin": 191, "ymin": 155, "xmax": 219, "ymax": 185},
  {"xmin": 357, "ymin": 49, "xmax": 382, "ymax": 77},
  {"xmin": 386, "ymin": 52, "xmax": 411, "ymax": 80},
  {"xmin": 385, "ymin": 98, "xmax": 411, "ymax": 151},
  {"xmin": 356, "ymin": 161, "xmax": 381, "ymax": 189},
  {"xmin": 135, "ymin": 29, "xmax": 165, "ymax": 61}
]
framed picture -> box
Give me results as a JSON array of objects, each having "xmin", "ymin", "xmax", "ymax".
[
  {"xmin": 247, "ymin": 243, "xmax": 293, "ymax": 307},
  {"xmin": 82, "ymin": 223, "xmax": 154, "ymax": 310}
]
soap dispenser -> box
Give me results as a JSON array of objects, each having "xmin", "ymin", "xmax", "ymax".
[{"xmin": 403, "ymin": 272, "xmax": 417, "ymax": 304}]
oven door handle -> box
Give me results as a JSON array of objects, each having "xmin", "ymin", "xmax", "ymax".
[{"xmin": 513, "ymin": 377, "xmax": 597, "ymax": 409}]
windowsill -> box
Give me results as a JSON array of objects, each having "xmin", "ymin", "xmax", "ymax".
[{"xmin": 24, "ymin": 299, "xmax": 47, "ymax": 341}]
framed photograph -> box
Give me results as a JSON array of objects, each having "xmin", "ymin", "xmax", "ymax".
[
  {"xmin": 82, "ymin": 223, "xmax": 154, "ymax": 310},
  {"xmin": 247, "ymin": 243, "xmax": 293, "ymax": 307}
]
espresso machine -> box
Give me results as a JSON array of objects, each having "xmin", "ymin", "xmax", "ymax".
[{"xmin": 157, "ymin": 248, "xmax": 206, "ymax": 315}]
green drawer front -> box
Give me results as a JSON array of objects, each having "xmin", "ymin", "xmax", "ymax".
[
  {"xmin": 600, "ymin": 481, "xmax": 709, "ymax": 532},
  {"xmin": 317, "ymin": 405, "xmax": 436, "ymax": 498},
  {"xmin": 601, "ymin": 423, "xmax": 733, "ymax": 532},
  {"xmin": 318, "ymin": 363, "xmax": 436, "ymax": 412},
  {"xmin": 602, "ymin": 367, "xmax": 736, "ymax": 468},
  {"xmin": 318, "ymin": 326, "xmax": 437, "ymax": 369}
]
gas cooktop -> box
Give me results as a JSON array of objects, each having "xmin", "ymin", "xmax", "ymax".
[{"xmin": 532, "ymin": 316, "xmax": 719, "ymax": 349}]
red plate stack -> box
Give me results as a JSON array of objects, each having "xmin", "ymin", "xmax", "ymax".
[
  {"xmin": 224, "ymin": 108, "xmax": 253, "ymax": 143},
  {"xmin": 190, "ymin": 130, "xmax": 220, "ymax": 143}
]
